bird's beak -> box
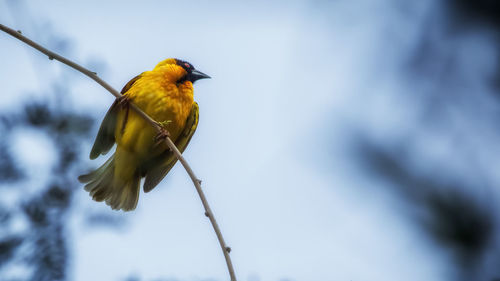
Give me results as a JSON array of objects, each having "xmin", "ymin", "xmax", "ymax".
[{"xmin": 188, "ymin": 69, "xmax": 211, "ymax": 83}]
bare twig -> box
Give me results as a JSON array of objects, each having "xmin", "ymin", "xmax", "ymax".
[{"xmin": 0, "ymin": 23, "xmax": 236, "ymax": 281}]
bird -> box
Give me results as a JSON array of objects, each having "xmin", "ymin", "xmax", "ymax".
[{"xmin": 78, "ymin": 58, "xmax": 210, "ymax": 211}]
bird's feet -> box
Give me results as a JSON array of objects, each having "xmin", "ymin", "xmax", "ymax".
[
  {"xmin": 154, "ymin": 120, "xmax": 172, "ymax": 147},
  {"xmin": 117, "ymin": 95, "xmax": 131, "ymax": 109}
]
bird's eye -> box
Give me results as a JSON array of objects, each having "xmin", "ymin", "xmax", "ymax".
[{"xmin": 184, "ymin": 63, "xmax": 190, "ymax": 69}]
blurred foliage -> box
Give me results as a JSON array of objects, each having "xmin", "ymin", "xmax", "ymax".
[
  {"xmin": 0, "ymin": 2, "xmax": 131, "ymax": 279},
  {"xmin": 4, "ymin": 0, "xmax": 500, "ymax": 281},
  {"xmin": 0, "ymin": 119, "xmax": 23, "ymax": 182},
  {"xmin": 352, "ymin": 133, "xmax": 500, "ymax": 280},
  {"xmin": 353, "ymin": 137, "xmax": 495, "ymax": 259},
  {"xmin": 347, "ymin": 1, "xmax": 500, "ymax": 281},
  {"xmin": 0, "ymin": 236, "xmax": 23, "ymax": 269},
  {"xmin": 0, "ymin": 100, "xmax": 94, "ymax": 281},
  {"xmin": 450, "ymin": 0, "xmax": 500, "ymax": 27}
]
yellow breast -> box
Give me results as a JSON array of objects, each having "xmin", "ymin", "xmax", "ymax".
[{"xmin": 115, "ymin": 68, "xmax": 194, "ymax": 158}]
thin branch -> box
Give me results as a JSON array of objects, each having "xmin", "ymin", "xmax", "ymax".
[{"xmin": 0, "ymin": 23, "xmax": 236, "ymax": 281}]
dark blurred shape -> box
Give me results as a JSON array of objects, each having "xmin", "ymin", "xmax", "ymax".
[
  {"xmin": 14, "ymin": 101, "xmax": 92, "ymax": 280},
  {"xmin": 365, "ymin": 4, "xmax": 500, "ymax": 278},
  {"xmin": 400, "ymin": 4, "xmax": 500, "ymax": 275},
  {"xmin": 0, "ymin": 3, "xmax": 125, "ymax": 280},
  {"xmin": 23, "ymin": 200, "xmax": 49, "ymax": 227},
  {"xmin": 350, "ymin": 132, "xmax": 497, "ymax": 280},
  {"xmin": 449, "ymin": 0, "xmax": 500, "ymax": 28},
  {"xmin": 0, "ymin": 141, "xmax": 23, "ymax": 182},
  {"xmin": 0, "ymin": 236, "xmax": 23, "ymax": 269},
  {"xmin": 52, "ymin": 113, "xmax": 93, "ymax": 136},
  {"xmin": 448, "ymin": 0, "xmax": 500, "ymax": 96},
  {"xmin": 24, "ymin": 102, "xmax": 52, "ymax": 127},
  {"xmin": 423, "ymin": 191, "xmax": 493, "ymax": 261},
  {"xmin": 44, "ymin": 185, "xmax": 71, "ymax": 208},
  {"xmin": 0, "ymin": 114, "xmax": 23, "ymax": 183},
  {"xmin": 30, "ymin": 224, "xmax": 67, "ymax": 281},
  {"xmin": 27, "ymin": 184, "xmax": 73, "ymax": 281},
  {"xmin": 408, "ymin": 0, "xmax": 500, "ymax": 101},
  {"xmin": 0, "ymin": 206, "xmax": 10, "ymax": 224},
  {"xmin": 0, "ymin": 98, "xmax": 128, "ymax": 281},
  {"xmin": 21, "ymin": 101, "xmax": 93, "ymax": 136}
]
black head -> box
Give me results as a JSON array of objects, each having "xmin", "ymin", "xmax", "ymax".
[{"xmin": 175, "ymin": 59, "xmax": 210, "ymax": 83}]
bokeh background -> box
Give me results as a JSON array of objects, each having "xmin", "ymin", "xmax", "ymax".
[{"xmin": 1, "ymin": 0, "xmax": 500, "ymax": 281}]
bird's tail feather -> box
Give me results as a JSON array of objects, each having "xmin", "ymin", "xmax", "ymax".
[{"xmin": 78, "ymin": 154, "xmax": 140, "ymax": 211}]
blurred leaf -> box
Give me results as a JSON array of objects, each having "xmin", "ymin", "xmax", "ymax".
[
  {"xmin": 51, "ymin": 114, "xmax": 93, "ymax": 136},
  {"xmin": 0, "ymin": 236, "xmax": 23, "ymax": 269},
  {"xmin": 451, "ymin": 0, "xmax": 500, "ymax": 28},
  {"xmin": 0, "ymin": 141, "xmax": 24, "ymax": 183},
  {"xmin": 30, "ymin": 226, "xmax": 67, "ymax": 281},
  {"xmin": 423, "ymin": 190, "xmax": 493, "ymax": 257},
  {"xmin": 23, "ymin": 199, "xmax": 48, "ymax": 227},
  {"xmin": 44, "ymin": 185, "xmax": 71, "ymax": 209},
  {"xmin": 0, "ymin": 206, "xmax": 10, "ymax": 224},
  {"xmin": 24, "ymin": 103, "xmax": 52, "ymax": 127}
]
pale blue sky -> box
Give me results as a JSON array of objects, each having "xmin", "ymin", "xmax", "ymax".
[{"xmin": 2, "ymin": 0, "xmax": 498, "ymax": 280}]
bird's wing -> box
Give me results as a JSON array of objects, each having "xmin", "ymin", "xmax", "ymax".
[
  {"xmin": 142, "ymin": 102, "xmax": 199, "ymax": 192},
  {"xmin": 89, "ymin": 74, "xmax": 143, "ymax": 159}
]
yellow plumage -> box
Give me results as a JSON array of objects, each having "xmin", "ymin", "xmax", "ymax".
[{"xmin": 79, "ymin": 58, "xmax": 209, "ymax": 211}]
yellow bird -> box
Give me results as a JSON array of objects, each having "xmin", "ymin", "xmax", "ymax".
[{"xmin": 79, "ymin": 58, "xmax": 210, "ymax": 211}]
